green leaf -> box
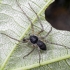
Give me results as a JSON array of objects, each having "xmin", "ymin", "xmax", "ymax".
[{"xmin": 0, "ymin": 0, "xmax": 70, "ymax": 70}]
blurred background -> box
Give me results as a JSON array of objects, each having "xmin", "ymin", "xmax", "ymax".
[{"xmin": 45, "ymin": 0, "xmax": 70, "ymax": 31}]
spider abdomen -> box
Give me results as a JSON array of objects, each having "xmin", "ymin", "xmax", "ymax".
[
  {"xmin": 37, "ymin": 40, "xmax": 46, "ymax": 50},
  {"xmin": 30, "ymin": 35, "xmax": 46, "ymax": 50}
]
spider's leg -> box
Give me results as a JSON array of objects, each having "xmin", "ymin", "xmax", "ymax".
[
  {"xmin": 28, "ymin": 3, "xmax": 44, "ymax": 35},
  {"xmin": 45, "ymin": 40, "xmax": 70, "ymax": 49},
  {"xmin": 42, "ymin": 27, "xmax": 52, "ymax": 39},
  {"xmin": 1, "ymin": 33, "xmax": 29, "ymax": 43},
  {"xmin": 1, "ymin": 33, "xmax": 21, "ymax": 42},
  {"xmin": 23, "ymin": 45, "xmax": 35, "ymax": 58},
  {"xmin": 37, "ymin": 46, "xmax": 41, "ymax": 64},
  {"xmin": 16, "ymin": 0, "xmax": 34, "ymax": 34}
]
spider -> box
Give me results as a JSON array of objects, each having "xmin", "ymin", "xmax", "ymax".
[{"xmin": 1, "ymin": 0, "xmax": 70, "ymax": 65}]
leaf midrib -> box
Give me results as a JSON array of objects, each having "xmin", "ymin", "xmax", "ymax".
[
  {"xmin": 1, "ymin": 0, "xmax": 52, "ymax": 70},
  {"xmin": 12, "ymin": 54, "xmax": 70, "ymax": 70}
]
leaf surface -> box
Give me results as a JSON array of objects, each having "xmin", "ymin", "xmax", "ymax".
[{"xmin": 0, "ymin": 0, "xmax": 70, "ymax": 70}]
